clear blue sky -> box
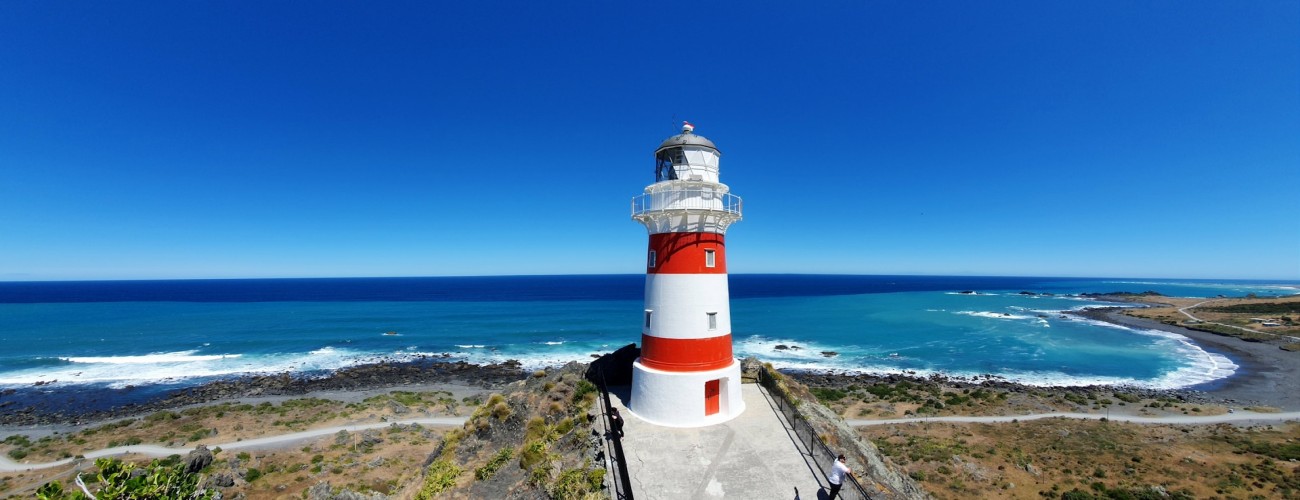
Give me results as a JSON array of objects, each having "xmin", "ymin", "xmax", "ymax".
[{"xmin": 2, "ymin": 1, "xmax": 1297, "ymax": 281}]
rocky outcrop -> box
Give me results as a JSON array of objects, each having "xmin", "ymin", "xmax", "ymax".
[
  {"xmin": 586, "ymin": 343, "xmax": 639, "ymax": 386},
  {"xmin": 800, "ymin": 398, "xmax": 931, "ymax": 500},
  {"xmin": 419, "ymin": 362, "xmax": 606, "ymax": 498},
  {"xmin": 308, "ymin": 481, "xmax": 388, "ymax": 500},
  {"xmin": 760, "ymin": 365, "xmax": 930, "ymax": 500},
  {"xmin": 0, "ymin": 358, "xmax": 527, "ymax": 426},
  {"xmin": 184, "ymin": 445, "xmax": 214, "ymax": 474}
]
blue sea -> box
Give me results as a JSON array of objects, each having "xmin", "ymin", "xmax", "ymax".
[{"xmin": 1, "ymin": 275, "xmax": 1296, "ymax": 393}]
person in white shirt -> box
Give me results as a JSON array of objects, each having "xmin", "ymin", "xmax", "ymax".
[{"xmin": 826, "ymin": 454, "xmax": 853, "ymax": 499}]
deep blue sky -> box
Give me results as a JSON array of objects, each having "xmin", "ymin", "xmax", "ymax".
[{"xmin": 2, "ymin": 1, "xmax": 1297, "ymax": 281}]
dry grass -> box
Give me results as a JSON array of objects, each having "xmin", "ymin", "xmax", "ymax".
[
  {"xmin": 1124, "ymin": 295, "xmax": 1300, "ymax": 341},
  {"xmin": 797, "ymin": 374, "xmax": 1300, "ymax": 499},
  {"xmin": 861, "ymin": 419, "xmax": 1300, "ymax": 499},
  {"xmin": 0, "ymin": 390, "xmax": 485, "ymax": 499},
  {"xmin": 803, "ymin": 375, "xmax": 1229, "ymax": 421}
]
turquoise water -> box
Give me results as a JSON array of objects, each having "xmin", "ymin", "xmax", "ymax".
[{"xmin": 0, "ymin": 275, "xmax": 1294, "ymax": 390}]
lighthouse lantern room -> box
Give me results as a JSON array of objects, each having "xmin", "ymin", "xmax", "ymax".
[{"xmin": 628, "ymin": 122, "xmax": 745, "ymax": 427}]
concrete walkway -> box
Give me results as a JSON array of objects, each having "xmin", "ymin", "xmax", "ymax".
[{"xmin": 610, "ymin": 383, "xmax": 828, "ymax": 500}]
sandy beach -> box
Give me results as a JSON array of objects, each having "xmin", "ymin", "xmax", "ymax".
[{"xmin": 1079, "ymin": 307, "xmax": 1300, "ymax": 411}]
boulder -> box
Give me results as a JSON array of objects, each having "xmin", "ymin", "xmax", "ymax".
[
  {"xmin": 184, "ymin": 445, "xmax": 214, "ymax": 473},
  {"xmin": 586, "ymin": 343, "xmax": 639, "ymax": 386}
]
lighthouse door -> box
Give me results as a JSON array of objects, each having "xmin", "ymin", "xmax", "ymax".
[{"xmin": 704, "ymin": 379, "xmax": 720, "ymax": 416}]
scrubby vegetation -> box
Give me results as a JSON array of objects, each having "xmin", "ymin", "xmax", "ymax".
[
  {"xmin": 1199, "ymin": 302, "xmax": 1300, "ymax": 314},
  {"xmin": 416, "ymin": 362, "xmax": 607, "ymax": 498},
  {"xmin": 35, "ymin": 457, "xmax": 216, "ymax": 499},
  {"xmin": 4, "ymin": 388, "xmax": 482, "ymax": 499},
  {"xmin": 863, "ymin": 413, "xmax": 1300, "ymax": 499},
  {"xmin": 414, "ymin": 459, "xmax": 462, "ymax": 499}
]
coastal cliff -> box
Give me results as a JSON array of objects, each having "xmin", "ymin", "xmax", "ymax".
[
  {"xmin": 752, "ymin": 360, "xmax": 931, "ymax": 500},
  {"xmin": 403, "ymin": 362, "xmax": 606, "ymax": 499}
]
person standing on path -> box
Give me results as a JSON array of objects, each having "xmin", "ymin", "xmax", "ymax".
[
  {"xmin": 609, "ymin": 407, "xmax": 625, "ymax": 438},
  {"xmin": 826, "ymin": 454, "xmax": 853, "ymax": 499}
]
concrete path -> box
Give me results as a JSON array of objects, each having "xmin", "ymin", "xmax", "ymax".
[
  {"xmin": 848, "ymin": 411, "xmax": 1300, "ymax": 427},
  {"xmin": 611, "ymin": 384, "xmax": 827, "ymax": 500},
  {"xmin": 0, "ymin": 417, "xmax": 466, "ymax": 472}
]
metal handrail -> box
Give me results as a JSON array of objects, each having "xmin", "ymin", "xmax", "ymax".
[
  {"xmin": 630, "ymin": 190, "xmax": 742, "ymax": 219},
  {"xmin": 594, "ymin": 368, "xmax": 634, "ymax": 500},
  {"xmin": 758, "ymin": 368, "xmax": 874, "ymax": 500}
]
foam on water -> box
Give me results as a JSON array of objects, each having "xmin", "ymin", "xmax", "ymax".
[
  {"xmin": 0, "ymin": 347, "xmax": 387, "ymax": 389},
  {"xmin": 954, "ymin": 310, "xmax": 1037, "ymax": 321},
  {"xmin": 2, "ymin": 276, "xmax": 1283, "ymax": 392},
  {"xmin": 60, "ymin": 350, "xmax": 240, "ymax": 364}
]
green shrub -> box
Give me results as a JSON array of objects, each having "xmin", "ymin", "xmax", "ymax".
[
  {"xmin": 549, "ymin": 466, "xmax": 605, "ymax": 498},
  {"xmin": 573, "ymin": 379, "xmax": 598, "ymax": 404},
  {"xmin": 36, "ymin": 457, "xmax": 216, "ymax": 499},
  {"xmin": 4, "ymin": 435, "xmax": 33, "ymax": 447},
  {"xmin": 491, "ymin": 401, "xmax": 512, "ymax": 420},
  {"xmin": 811, "ymin": 387, "xmax": 848, "ymax": 402},
  {"xmin": 519, "ymin": 440, "xmax": 549, "ymax": 471},
  {"xmin": 414, "ymin": 460, "xmax": 462, "ymax": 499},
  {"xmin": 474, "ymin": 447, "xmax": 515, "ymax": 480}
]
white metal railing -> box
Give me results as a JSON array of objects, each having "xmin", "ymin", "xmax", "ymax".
[{"xmin": 630, "ymin": 189, "xmax": 743, "ymax": 219}]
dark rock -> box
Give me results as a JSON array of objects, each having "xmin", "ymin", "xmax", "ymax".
[
  {"xmin": 821, "ymin": 351, "xmax": 839, "ymax": 358},
  {"xmin": 359, "ymin": 429, "xmax": 383, "ymax": 447},
  {"xmin": 184, "ymin": 445, "xmax": 215, "ymax": 473},
  {"xmin": 586, "ymin": 343, "xmax": 639, "ymax": 386},
  {"xmin": 307, "ymin": 482, "xmax": 333, "ymax": 500},
  {"xmin": 775, "ymin": 344, "xmax": 790, "ymax": 350},
  {"xmin": 0, "ymin": 358, "xmax": 528, "ymax": 426},
  {"xmin": 208, "ymin": 472, "xmax": 236, "ymax": 488}
]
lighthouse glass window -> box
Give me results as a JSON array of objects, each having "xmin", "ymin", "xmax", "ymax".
[
  {"xmin": 707, "ymin": 312, "xmax": 717, "ymax": 331},
  {"xmin": 704, "ymin": 249, "xmax": 716, "ymax": 268},
  {"xmin": 648, "ymin": 250, "xmax": 656, "ymax": 268}
]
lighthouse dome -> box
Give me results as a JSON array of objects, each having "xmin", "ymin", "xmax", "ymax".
[{"xmin": 655, "ymin": 131, "xmax": 718, "ymax": 154}]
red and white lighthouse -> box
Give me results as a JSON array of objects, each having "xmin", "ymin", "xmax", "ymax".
[{"xmin": 628, "ymin": 122, "xmax": 745, "ymax": 427}]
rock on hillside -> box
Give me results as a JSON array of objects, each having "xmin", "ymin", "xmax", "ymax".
[
  {"xmin": 758, "ymin": 362, "xmax": 931, "ymax": 500},
  {"xmin": 407, "ymin": 362, "xmax": 607, "ymax": 499}
]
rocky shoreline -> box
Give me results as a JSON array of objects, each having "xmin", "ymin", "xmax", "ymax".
[
  {"xmin": 0, "ymin": 357, "xmax": 527, "ymax": 427},
  {"xmin": 1073, "ymin": 304, "xmax": 1300, "ymax": 411},
  {"xmin": 779, "ymin": 295, "xmax": 1300, "ymax": 412},
  {"xmin": 786, "ymin": 369, "xmax": 1217, "ymax": 408},
  {"xmin": 6, "ymin": 294, "xmax": 1293, "ymax": 427}
]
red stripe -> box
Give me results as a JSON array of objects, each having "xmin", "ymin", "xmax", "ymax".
[
  {"xmin": 647, "ymin": 233, "xmax": 726, "ymax": 274},
  {"xmin": 639, "ymin": 334, "xmax": 734, "ymax": 372}
]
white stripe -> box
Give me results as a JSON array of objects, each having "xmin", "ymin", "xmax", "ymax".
[{"xmin": 643, "ymin": 274, "xmax": 732, "ymax": 340}]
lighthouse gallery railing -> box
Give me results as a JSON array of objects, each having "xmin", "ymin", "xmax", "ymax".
[{"xmin": 630, "ymin": 189, "xmax": 742, "ymax": 219}]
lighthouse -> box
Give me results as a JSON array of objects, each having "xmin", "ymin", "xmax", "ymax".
[{"xmin": 628, "ymin": 122, "xmax": 745, "ymax": 427}]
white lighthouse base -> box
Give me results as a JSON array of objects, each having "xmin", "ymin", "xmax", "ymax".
[{"xmin": 627, "ymin": 359, "xmax": 745, "ymax": 428}]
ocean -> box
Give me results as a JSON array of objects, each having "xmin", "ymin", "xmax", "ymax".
[{"xmin": 1, "ymin": 275, "xmax": 1296, "ymax": 395}]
